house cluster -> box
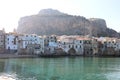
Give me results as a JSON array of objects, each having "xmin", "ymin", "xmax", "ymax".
[
  {"xmin": 0, "ymin": 29, "xmax": 44, "ymax": 55},
  {"xmin": 43, "ymin": 35, "xmax": 120, "ymax": 56},
  {"xmin": 0, "ymin": 29, "xmax": 120, "ymax": 56}
]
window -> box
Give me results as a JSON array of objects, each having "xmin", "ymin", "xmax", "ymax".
[
  {"xmin": 14, "ymin": 38, "xmax": 16, "ymax": 44},
  {"xmin": 104, "ymin": 42, "xmax": 106, "ymax": 44},
  {"xmin": 69, "ymin": 45, "xmax": 71, "ymax": 48},
  {"xmin": 76, "ymin": 45, "xmax": 77, "ymax": 48},
  {"xmin": 8, "ymin": 46, "xmax": 10, "ymax": 50},
  {"xmin": 80, "ymin": 41, "xmax": 81, "ymax": 43},
  {"xmin": 39, "ymin": 45, "xmax": 41, "ymax": 48},
  {"xmin": 87, "ymin": 51, "xmax": 89, "ymax": 54},
  {"xmin": 80, "ymin": 45, "xmax": 81, "ymax": 48},
  {"xmin": 64, "ymin": 42, "xmax": 65, "ymax": 45},
  {"xmin": 88, "ymin": 41, "xmax": 91, "ymax": 44}
]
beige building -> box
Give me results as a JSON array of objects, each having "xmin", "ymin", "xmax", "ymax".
[
  {"xmin": 58, "ymin": 36, "xmax": 98, "ymax": 56},
  {"xmin": 82, "ymin": 38, "xmax": 92, "ymax": 56},
  {"xmin": 58, "ymin": 36, "xmax": 88, "ymax": 55},
  {"xmin": 91, "ymin": 38, "xmax": 98, "ymax": 55},
  {"xmin": 97, "ymin": 37, "xmax": 120, "ymax": 56}
]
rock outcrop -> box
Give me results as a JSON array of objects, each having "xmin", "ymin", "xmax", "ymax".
[{"xmin": 17, "ymin": 9, "xmax": 119, "ymax": 37}]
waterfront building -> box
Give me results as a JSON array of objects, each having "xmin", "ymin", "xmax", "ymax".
[
  {"xmin": 43, "ymin": 35, "xmax": 58, "ymax": 54},
  {"xmin": 0, "ymin": 29, "xmax": 5, "ymax": 53},
  {"xmin": 48, "ymin": 42, "xmax": 58, "ymax": 53},
  {"xmin": 58, "ymin": 36, "xmax": 85, "ymax": 55},
  {"xmin": 44, "ymin": 35, "xmax": 57, "ymax": 46},
  {"xmin": 82, "ymin": 38, "xmax": 92, "ymax": 56},
  {"xmin": 5, "ymin": 32, "xmax": 19, "ymax": 53},
  {"xmin": 18, "ymin": 34, "xmax": 44, "ymax": 54},
  {"xmin": 58, "ymin": 36, "xmax": 99, "ymax": 56},
  {"xmin": 2, "ymin": 30, "xmax": 120, "ymax": 56},
  {"xmin": 91, "ymin": 38, "xmax": 98, "ymax": 55},
  {"xmin": 57, "ymin": 37, "xmax": 75, "ymax": 54},
  {"xmin": 116, "ymin": 39, "xmax": 120, "ymax": 50},
  {"xmin": 77, "ymin": 37, "xmax": 98, "ymax": 56},
  {"xmin": 97, "ymin": 37, "xmax": 120, "ymax": 55},
  {"xmin": 75, "ymin": 38, "xmax": 86, "ymax": 55}
]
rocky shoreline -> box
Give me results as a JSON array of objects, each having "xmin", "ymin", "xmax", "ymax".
[
  {"xmin": 0, "ymin": 53, "xmax": 38, "ymax": 59},
  {"xmin": 38, "ymin": 53, "xmax": 120, "ymax": 58},
  {"xmin": 0, "ymin": 53, "xmax": 120, "ymax": 59}
]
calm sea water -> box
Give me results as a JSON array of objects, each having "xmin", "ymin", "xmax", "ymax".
[{"xmin": 0, "ymin": 57, "xmax": 120, "ymax": 80}]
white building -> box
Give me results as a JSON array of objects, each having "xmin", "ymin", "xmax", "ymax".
[
  {"xmin": 18, "ymin": 34, "xmax": 44, "ymax": 54},
  {"xmin": 44, "ymin": 35, "xmax": 57, "ymax": 46},
  {"xmin": 5, "ymin": 33, "xmax": 18, "ymax": 52},
  {"xmin": 45, "ymin": 42, "xmax": 58, "ymax": 53}
]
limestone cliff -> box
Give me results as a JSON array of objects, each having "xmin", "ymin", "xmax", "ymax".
[{"xmin": 17, "ymin": 9, "xmax": 119, "ymax": 37}]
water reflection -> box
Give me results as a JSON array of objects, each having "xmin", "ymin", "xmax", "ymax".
[
  {"xmin": 0, "ymin": 73, "xmax": 16, "ymax": 80},
  {"xmin": 106, "ymin": 72, "xmax": 120, "ymax": 80},
  {"xmin": 0, "ymin": 57, "xmax": 120, "ymax": 80}
]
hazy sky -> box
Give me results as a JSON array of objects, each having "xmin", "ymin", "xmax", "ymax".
[{"xmin": 0, "ymin": 0, "xmax": 120, "ymax": 32}]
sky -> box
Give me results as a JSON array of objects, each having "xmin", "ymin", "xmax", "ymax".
[{"xmin": 0, "ymin": 0, "xmax": 120, "ymax": 32}]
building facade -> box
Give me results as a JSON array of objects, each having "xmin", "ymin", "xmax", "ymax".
[
  {"xmin": 0, "ymin": 29, "xmax": 5, "ymax": 53},
  {"xmin": 5, "ymin": 33, "xmax": 18, "ymax": 53},
  {"xmin": 57, "ymin": 36, "xmax": 85, "ymax": 55},
  {"xmin": 18, "ymin": 34, "xmax": 44, "ymax": 54}
]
